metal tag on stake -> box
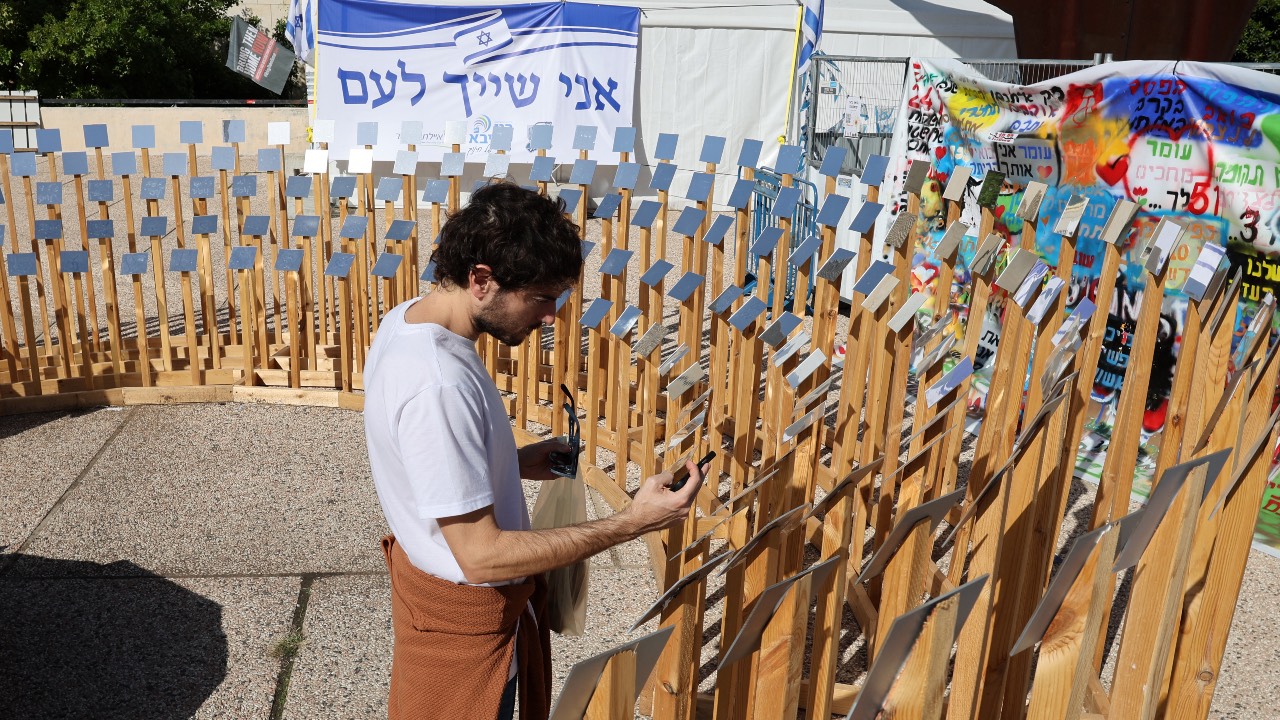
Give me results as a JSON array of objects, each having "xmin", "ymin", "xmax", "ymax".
[
  {"xmin": 347, "ymin": 148, "xmax": 374, "ymax": 175},
  {"xmin": 610, "ymin": 305, "xmax": 642, "ymax": 339},
  {"xmin": 370, "ymin": 253, "xmax": 402, "ymax": 278},
  {"xmin": 140, "ymin": 178, "xmax": 167, "ymax": 201},
  {"xmin": 1053, "ymin": 195, "xmax": 1090, "ymax": 236},
  {"xmin": 166, "ymin": 249, "xmax": 197, "ymax": 273},
  {"xmin": 440, "ymin": 152, "xmax": 465, "ymax": 177},
  {"xmin": 771, "ymin": 186, "xmax": 802, "ymax": 219},
  {"xmin": 849, "ymin": 201, "xmax": 884, "ymax": 234},
  {"xmin": 1026, "ymin": 276, "xmax": 1066, "ymax": 325},
  {"xmin": 666, "ymin": 362, "xmax": 706, "ymax": 398},
  {"xmin": 718, "ymin": 556, "xmax": 838, "ymax": 668},
  {"xmin": 936, "ymin": 221, "xmax": 969, "ymax": 260},
  {"xmin": 703, "ymin": 214, "xmax": 733, "ymax": 246},
  {"xmin": 421, "ymin": 179, "xmax": 449, "ymax": 204},
  {"xmin": 63, "ymin": 151, "xmax": 89, "ymax": 177},
  {"xmin": 760, "ymin": 312, "xmax": 802, "ymax": 347},
  {"xmin": 942, "ymin": 166, "xmax": 971, "ymax": 202},
  {"xmin": 750, "ymin": 227, "xmax": 784, "ymax": 257},
  {"xmin": 631, "ymin": 200, "xmax": 662, "ymax": 229},
  {"xmin": 727, "ymin": 296, "xmax": 767, "ymax": 333},
  {"xmin": 888, "ymin": 292, "xmax": 927, "ymax": 333},
  {"xmin": 612, "ymin": 126, "xmax": 636, "ymax": 154},
  {"xmin": 35, "ymin": 128, "xmax": 61, "ymax": 153},
  {"xmin": 138, "ymin": 216, "xmax": 166, "ymax": 239},
  {"xmin": 87, "ymin": 219, "xmax": 115, "ymax": 240},
  {"xmin": 926, "ymin": 356, "xmax": 974, "ymax": 408},
  {"xmin": 1100, "ymin": 199, "xmax": 1140, "ymax": 245},
  {"xmin": 1011, "ymin": 524, "xmax": 1116, "ymax": 655},
  {"xmin": 673, "ymin": 207, "xmax": 707, "ymax": 237},
  {"xmin": 856, "ymin": 489, "xmax": 965, "ymax": 584},
  {"xmin": 819, "ymin": 146, "xmax": 847, "ymax": 177},
  {"xmin": 920, "ymin": 333, "xmax": 958, "ymax": 373},
  {"xmin": 847, "ymin": 576, "xmax": 988, "ymax": 720},
  {"xmin": 659, "ymin": 344, "xmax": 690, "ymax": 376},
  {"xmin": 860, "ymin": 155, "xmax": 890, "ymax": 187},
  {"xmin": 111, "ymin": 151, "xmax": 138, "ymax": 177},
  {"xmin": 861, "ymin": 274, "xmax": 899, "ymax": 312},
  {"xmin": 1051, "ymin": 298, "xmax": 1096, "ymax": 346},
  {"xmin": 599, "ymin": 248, "xmax": 633, "ymax": 276},
  {"xmin": 580, "ymin": 239, "xmax": 596, "ymax": 261},
  {"xmin": 572, "ymin": 125, "xmax": 597, "ymax": 151},
  {"xmin": 772, "ymin": 330, "xmax": 811, "ymax": 367},
  {"xmin": 547, "ymin": 627, "xmax": 674, "ymax": 720},
  {"xmin": 132, "ymin": 125, "xmax": 155, "ymax": 149},
  {"xmin": 324, "ymin": 252, "xmax": 356, "ymax": 278},
  {"xmin": 83, "ymin": 124, "xmax": 109, "ymax": 148},
  {"xmin": 1113, "ymin": 448, "xmax": 1232, "ymax": 571},
  {"xmin": 384, "ymin": 218, "xmax": 414, "ymax": 242},
  {"xmin": 1184, "ymin": 242, "xmax": 1227, "ymax": 302},
  {"xmin": 36, "ymin": 182, "xmax": 62, "ymax": 206},
  {"xmin": 190, "ymin": 176, "xmax": 216, "ymax": 200},
  {"xmin": 528, "ymin": 123, "xmax": 554, "ymax": 151},
  {"xmin": 6, "ymin": 251, "xmax": 35, "ymax": 275},
  {"xmin": 816, "ymin": 248, "xmax": 856, "ymax": 282},
  {"xmin": 1141, "ymin": 217, "xmax": 1185, "ymax": 274},
  {"xmin": 569, "ymin": 158, "xmax": 596, "ymax": 185},
  {"xmin": 995, "ymin": 249, "xmax": 1039, "ymax": 294},
  {"xmin": 242, "ymin": 215, "xmax": 270, "ymax": 237},
  {"xmin": 339, "ymin": 215, "xmax": 369, "ymax": 239},
  {"xmin": 776, "ymin": 144, "xmax": 804, "ymax": 176},
  {"xmin": 330, "ymin": 176, "xmax": 357, "ymax": 200},
  {"xmin": 816, "ymin": 193, "xmax": 849, "ymax": 227},
  {"xmin": 738, "ymin": 138, "xmax": 764, "ymax": 170},
  {"xmin": 230, "ymin": 175, "xmax": 257, "ymax": 198},
  {"xmin": 977, "ymin": 171, "xmax": 1005, "ymax": 208},
  {"xmin": 971, "ymin": 233, "xmax": 1005, "ymax": 277},
  {"xmin": 629, "ymin": 550, "xmax": 731, "ymax": 632},
  {"xmin": 60, "ymin": 250, "xmax": 90, "ymax": 274},
  {"xmin": 884, "ymin": 213, "xmax": 914, "ymax": 249},
  {"xmin": 787, "ymin": 234, "xmax": 823, "ymax": 268},
  {"xmin": 634, "ymin": 323, "xmax": 667, "ymax": 359},
  {"xmin": 256, "ymin": 148, "xmax": 281, "ymax": 173},
  {"xmin": 179, "ymin": 120, "xmax": 203, "ymax": 145},
  {"xmin": 578, "ymin": 298, "xmax": 613, "ymax": 330},
  {"xmin": 613, "ymin": 161, "xmax": 640, "ymax": 190},
  {"xmin": 388, "ymin": 149, "xmax": 417, "ymax": 177},
  {"xmin": 87, "ymin": 180, "xmax": 114, "ymax": 203},
  {"xmin": 666, "ymin": 272, "xmax": 705, "ymax": 302},
  {"xmin": 557, "ymin": 188, "xmax": 581, "ymax": 215},
  {"xmin": 903, "ymin": 160, "xmax": 931, "ymax": 196},
  {"xmin": 701, "ymin": 135, "xmax": 727, "ymax": 165},
  {"xmin": 650, "ymin": 162, "xmax": 677, "ymax": 191},
  {"xmin": 594, "ymin": 192, "xmax": 623, "ymax": 220},
  {"xmin": 192, "ymin": 215, "xmax": 219, "ymax": 236},
  {"xmin": 685, "ymin": 172, "xmax": 714, "ymax": 203},
  {"xmin": 1012, "ymin": 260, "xmax": 1049, "ymax": 308},
  {"xmin": 709, "ymin": 284, "xmax": 744, "ymax": 314},
  {"xmin": 310, "ymin": 119, "xmax": 334, "ymax": 144},
  {"xmin": 786, "ymin": 349, "xmax": 827, "ymax": 388},
  {"xmin": 489, "ymin": 124, "xmax": 513, "ymax": 152},
  {"xmin": 655, "ymin": 133, "xmax": 678, "ymax": 160},
  {"xmin": 283, "ymin": 174, "xmax": 313, "ymax": 199},
  {"xmin": 529, "ymin": 155, "xmax": 556, "ymax": 183},
  {"xmin": 1016, "ymin": 181, "xmax": 1048, "ymax": 221},
  {"xmin": 852, "ymin": 261, "xmax": 895, "ymax": 296},
  {"xmin": 639, "ymin": 259, "xmax": 674, "ymax": 287},
  {"xmin": 482, "ymin": 153, "xmax": 509, "ymax": 178},
  {"xmin": 120, "ymin": 252, "xmax": 150, "ymax": 276},
  {"xmin": 727, "ymin": 178, "xmax": 755, "ymax": 210}
]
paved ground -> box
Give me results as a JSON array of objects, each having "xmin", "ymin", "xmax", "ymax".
[{"xmin": 1, "ymin": 403, "xmax": 1276, "ymax": 719}]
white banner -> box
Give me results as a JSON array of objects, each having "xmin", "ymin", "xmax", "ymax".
[{"xmin": 315, "ymin": 1, "xmax": 639, "ymax": 163}]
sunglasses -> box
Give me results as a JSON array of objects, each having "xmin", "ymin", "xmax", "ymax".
[{"xmin": 548, "ymin": 383, "xmax": 582, "ymax": 478}]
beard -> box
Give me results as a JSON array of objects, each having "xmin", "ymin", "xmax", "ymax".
[{"xmin": 474, "ymin": 298, "xmax": 540, "ymax": 347}]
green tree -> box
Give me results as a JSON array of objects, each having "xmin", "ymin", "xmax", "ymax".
[
  {"xmin": 1235, "ymin": 0, "xmax": 1280, "ymax": 63},
  {"xmin": 2, "ymin": 0, "xmax": 304, "ymax": 99}
]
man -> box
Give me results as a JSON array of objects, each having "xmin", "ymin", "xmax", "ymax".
[{"xmin": 363, "ymin": 182, "xmax": 705, "ymax": 720}]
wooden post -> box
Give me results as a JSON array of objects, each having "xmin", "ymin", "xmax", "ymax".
[{"xmin": 585, "ymin": 649, "xmax": 638, "ymax": 720}]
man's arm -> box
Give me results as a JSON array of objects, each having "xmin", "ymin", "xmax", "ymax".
[{"xmin": 438, "ymin": 462, "xmax": 704, "ymax": 584}]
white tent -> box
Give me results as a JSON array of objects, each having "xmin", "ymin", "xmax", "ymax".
[{"xmin": 610, "ymin": 0, "xmax": 1017, "ymax": 190}]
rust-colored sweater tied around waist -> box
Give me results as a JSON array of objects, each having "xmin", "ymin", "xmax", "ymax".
[{"xmin": 382, "ymin": 535, "xmax": 552, "ymax": 720}]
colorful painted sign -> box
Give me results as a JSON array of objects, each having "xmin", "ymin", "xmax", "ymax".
[{"xmin": 885, "ymin": 58, "xmax": 1280, "ymax": 556}]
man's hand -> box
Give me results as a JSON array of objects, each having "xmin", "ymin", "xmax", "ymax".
[
  {"xmin": 518, "ymin": 439, "xmax": 574, "ymax": 480},
  {"xmin": 624, "ymin": 460, "xmax": 707, "ymax": 534}
]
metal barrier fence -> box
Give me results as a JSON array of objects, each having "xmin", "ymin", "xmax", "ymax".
[{"xmin": 747, "ymin": 168, "xmax": 819, "ymax": 308}]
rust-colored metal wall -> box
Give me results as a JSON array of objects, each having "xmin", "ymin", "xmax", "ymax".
[{"xmin": 987, "ymin": 0, "xmax": 1256, "ymax": 61}]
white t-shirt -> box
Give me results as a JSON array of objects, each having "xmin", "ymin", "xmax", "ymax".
[{"xmin": 364, "ymin": 298, "xmax": 531, "ymax": 585}]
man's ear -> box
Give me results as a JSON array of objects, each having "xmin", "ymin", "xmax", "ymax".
[{"xmin": 468, "ymin": 264, "xmax": 496, "ymax": 299}]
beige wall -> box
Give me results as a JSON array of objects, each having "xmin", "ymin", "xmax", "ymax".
[
  {"xmin": 240, "ymin": 0, "xmax": 292, "ymax": 29},
  {"xmin": 40, "ymin": 106, "xmax": 311, "ymax": 155}
]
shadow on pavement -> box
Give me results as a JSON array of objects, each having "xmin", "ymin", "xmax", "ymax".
[{"xmin": 0, "ymin": 555, "xmax": 228, "ymax": 719}]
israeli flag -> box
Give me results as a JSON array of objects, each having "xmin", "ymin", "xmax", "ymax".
[
  {"xmin": 796, "ymin": 0, "xmax": 824, "ymax": 79},
  {"xmin": 455, "ymin": 11, "xmax": 514, "ymax": 65},
  {"xmin": 288, "ymin": 0, "xmax": 315, "ymax": 65}
]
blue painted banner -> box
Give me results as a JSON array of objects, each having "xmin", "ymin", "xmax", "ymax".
[{"xmin": 316, "ymin": 1, "xmax": 639, "ymax": 162}]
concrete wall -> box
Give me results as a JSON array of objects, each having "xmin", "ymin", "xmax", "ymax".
[
  {"xmin": 40, "ymin": 106, "xmax": 311, "ymax": 155},
  {"xmin": 240, "ymin": 0, "xmax": 292, "ymax": 30}
]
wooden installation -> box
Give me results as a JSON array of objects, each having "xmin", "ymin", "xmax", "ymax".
[{"xmin": 0, "ymin": 121, "xmax": 1273, "ymax": 720}]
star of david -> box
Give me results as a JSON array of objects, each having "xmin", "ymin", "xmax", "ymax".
[{"xmin": 477, "ymin": 31, "xmax": 493, "ymax": 47}]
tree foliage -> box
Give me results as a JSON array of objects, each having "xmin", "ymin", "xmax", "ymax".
[
  {"xmin": 1, "ymin": 0, "xmax": 304, "ymax": 99},
  {"xmin": 1235, "ymin": 0, "xmax": 1280, "ymax": 63}
]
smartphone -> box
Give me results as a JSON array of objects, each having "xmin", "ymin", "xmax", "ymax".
[{"xmin": 669, "ymin": 451, "xmax": 716, "ymax": 491}]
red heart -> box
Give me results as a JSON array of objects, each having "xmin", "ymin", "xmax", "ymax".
[
  {"xmin": 934, "ymin": 146, "xmax": 947, "ymax": 160},
  {"xmin": 1096, "ymin": 155, "xmax": 1129, "ymax": 186},
  {"xmin": 1038, "ymin": 165, "xmax": 1053, "ymax": 179},
  {"xmin": 994, "ymin": 206, "xmax": 1005, "ymax": 218}
]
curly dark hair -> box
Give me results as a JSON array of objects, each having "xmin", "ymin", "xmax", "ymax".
[{"xmin": 430, "ymin": 182, "xmax": 582, "ymax": 290}]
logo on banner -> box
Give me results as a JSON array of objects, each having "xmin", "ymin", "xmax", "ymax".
[
  {"xmin": 455, "ymin": 12, "xmax": 514, "ymax": 65},
  {"xmin": 470, "ymin": 115, "xmax": 493, "ymax": 144}
]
